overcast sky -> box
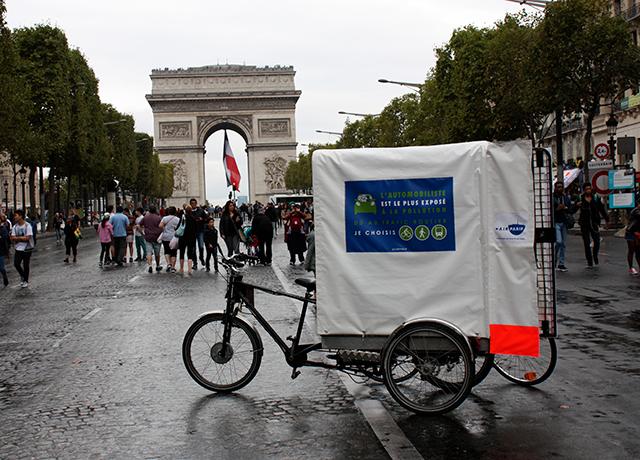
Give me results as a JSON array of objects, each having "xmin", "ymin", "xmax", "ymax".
[{"xmin": 6, "ymin": 0, "xmax": 527, "ymax": 204}]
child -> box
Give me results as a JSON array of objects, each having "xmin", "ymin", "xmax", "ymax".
[
  {"xmin": 203, "ymin": 218, "xmax": 219, "ymax": 272},
  {"xmin": 97, "ymin": 213, "xmax": 113, "ymax": 268}
]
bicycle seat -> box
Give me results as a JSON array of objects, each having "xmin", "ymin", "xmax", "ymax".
[{"xmin": 295, "ymin": 277, "xmax": 316, "ymax": 291}]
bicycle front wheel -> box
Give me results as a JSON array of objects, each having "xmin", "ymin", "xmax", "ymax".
[
  {"xmin": 182, "ymin": 313, "xmax": 263, "ymax": 392},
  {"xmin": 382, "ymin": 323, "xmax": 473, "ymax": 415},
  {"xmin": 493, "ymin": 337, "xmax": 557, "ymax": 386}
]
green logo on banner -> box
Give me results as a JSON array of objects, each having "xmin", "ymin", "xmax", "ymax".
[
  {"xmin": 415, "ymin": 225, "xmax": 430, "ymax": 241},
  {"xmin": 432, "ymin": 224, "xmax": 447, "ymax": 240},
  {"xmin": 399, "ymin": 225, "xmax": 413, "ymax": 241}
]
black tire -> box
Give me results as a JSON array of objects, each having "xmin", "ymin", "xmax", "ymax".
[
  {"xmin": 493, "ymin": 337, "xmax": 557, "ymax": 386},
  {"xmin": 182, "ymin": 313, "xmax": 263, "ymax": 392},
  {"xmin": 473, "ymin": 354, "xmax": 494, "ymax": 387},
  {"xmin": 382, "ymin": 323, "xmax": 473, "ymax": 415}
]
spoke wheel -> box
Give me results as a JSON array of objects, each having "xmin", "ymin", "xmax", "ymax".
[
  {"xmin": 493, "ymin": 337, "xmax": 557, "ymax": 386},
  {"xmin": 473, "ymin": 354, "xmax": 494, "ymax": 387},
  {"xmin": 182, "ymin": 313, "xmax": 263, "ymax": 392},
  {"xmin": 382, "ymin": 324, "xmax": 473, "ymax": 415}
]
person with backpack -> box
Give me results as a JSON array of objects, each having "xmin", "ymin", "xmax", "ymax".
[
  {"xmin": 203, "ymin": 217, "xmax": 219, "ymax": 272},
  {"xmin": 285, "ymin": 203, "xmax": 307, "ymax": 265}
]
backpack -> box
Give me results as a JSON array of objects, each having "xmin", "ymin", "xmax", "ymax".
[{"xmin": 289, "ymin": 215, "xmax": 303, "ymax": 233}]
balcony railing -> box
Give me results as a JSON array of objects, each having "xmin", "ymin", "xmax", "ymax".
[{"xmin": 619, "ymin": 2, "xmax": 640, "ymax": 21}]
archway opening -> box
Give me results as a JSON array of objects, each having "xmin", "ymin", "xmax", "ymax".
[{"xmin": 204, "ymin": 129, "xmax": 248, "ymax": 207}]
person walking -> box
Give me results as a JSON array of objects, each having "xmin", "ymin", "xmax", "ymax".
[
  {"xmin": 189, "ymin": 199, "xmax": 207, "ymax": 269},
  {"xmin": 159, "ymin": 206, "xmax": 180, "ymax": 273},
  {"xmin": 251, "ymin": 205, "xmax": 273, "ymax": 266},
  {"xmin": 203, "ymin": 217, "xmax": 219, "ymax": 272},
  {"xmin": 133, "ymin": 208, "xmax": 146, "ymax": 262},
  {"xmin": 285, "ymin": 203, "xmax": 307, "ymax": 265},
  {"xmin": 219, "ymin": 201, "xmax": 242, "ymax": 257},
  {"xmin": 110, "ymin": 206, "xmax": 129, "ymax": 267},
  {"xmin": 178, "ymin": 205, "xmax": 197, "ymax": 275},
  {"xmin": 553, "ymin": 182, "xmax": 573, "ymax": 272},
  {"xmin": 124, "ymin": 208, "xmax": 135, "ymax": 264},
  {"xmin": 141, "ymin": 206, "xmax": 163, "ymax": 273},
  {"xmin": 63, "ymin": 210, "xmax": 81, "ymax": 264},
  {"xmin": 53, "ymin": 212, "xmax": 63, "ymax": 246},
  {"xmin": 96, "ymin": 213, "xmax": 113, "ymax": 268},
  {"xmin": 0, "ymin": 213, "xmax": 9, "ymax": 287},
  {"xmin": 265, "ymin": 202, "xmax": 278, "ymax": 237},
  {"xmin": 624, "ymin": 202, "xmax": 640, "ymax": 275},
  {"xmin": 10, "ymin": 210, "xmax": 34, "ymax": 288},
  {"xmin": 577, "ymin": 184, "xmax": 609, "ymax": 268}
]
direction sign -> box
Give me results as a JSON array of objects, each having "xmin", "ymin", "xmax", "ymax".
[{"xmin": 594, "ymin": 143, "xmax": 610, "ymax": 160}]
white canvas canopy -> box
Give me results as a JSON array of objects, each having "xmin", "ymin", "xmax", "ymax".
[{"xmin": 312, "ymin": 141, "xmax": 540, "ymax": 356}]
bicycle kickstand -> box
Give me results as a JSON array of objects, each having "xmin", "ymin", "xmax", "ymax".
[{"xmin": 291, "ymin": 368, "xmax": 301, "ymax": 380}]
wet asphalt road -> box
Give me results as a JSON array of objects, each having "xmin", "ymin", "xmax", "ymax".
[{"xmin": 0, "ymin": 231, "xmax": 639, "ymax": 459}]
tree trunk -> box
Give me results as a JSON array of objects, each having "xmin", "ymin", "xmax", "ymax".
[
  {"xmin": 28, "ymin": 166, "xmax": 37, "ymax": 220},
  {"xmin": 582, "ymin": 111, "xmax": 596, "ymax": 184},
  {"xmin": 47, "ymin": 168, "xmax": 56, "ymax": 230}
]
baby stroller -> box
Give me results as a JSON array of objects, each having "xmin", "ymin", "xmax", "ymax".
[{"xmin": 242, "ymin": 225, "xmax": 259, "ymax": 265}]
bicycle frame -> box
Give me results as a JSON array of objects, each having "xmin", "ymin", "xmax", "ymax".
[{"xmin": 221, "ymin": 269, "xmax": 334, "ymax": 376}]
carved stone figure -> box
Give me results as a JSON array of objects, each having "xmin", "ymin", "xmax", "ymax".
[
  {"xmin": 160, "ymin": 122, "xmax": 192, "ymax": 139},
  {"xmin": 259, "ymin": 119, "xmax": 290, "ymax": 137},
  {"xmin": 263, "ymin": 156, "xmax": 288, "ymax": 190},
  {"xmin": 166, "ymin": 159, "xmax": 189, "ymax": 192}
]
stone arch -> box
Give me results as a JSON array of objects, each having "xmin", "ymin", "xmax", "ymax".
[
  {"xmin": 146, "ymin": 64, "xmax": 300, "ymax": 206},
  {"xmin": 197, "ymin": 115, "xmax": 253, "ymax": 146}
]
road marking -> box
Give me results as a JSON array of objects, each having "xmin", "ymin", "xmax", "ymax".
[
  {"xmin": 52, "ymin": 332, "xmax": 71, "ymax": 349},
  {"xmin": 270, "ymin": 261, "xmax": 423, "ymax": 460},
  {"xmin": 81, "ymin": 307, "xmax": 102, "ymax": 321}
]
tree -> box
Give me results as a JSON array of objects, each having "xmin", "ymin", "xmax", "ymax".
[
  {"xmin": 539, "ymin": 0, "xmax": 640, "ymax": 180},
  {"xmin": 102, "ymin": 104, "xmax": 138, "ymax": 197},
  {"xmin": 0, "ymin": 0, "xmax": 30, "ymax": 162},
  {"xmin": 284, "ymin": 144, "xmax": 334, "ymax": 192},
  {"xmin": 13, "ymin": 25, "xmax": 72, "ymax": 217}
]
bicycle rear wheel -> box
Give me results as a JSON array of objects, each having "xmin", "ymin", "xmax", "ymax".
[
  {"xmin": 182, "ymin": 313, "xmax": 263, "ymax": 392},
  {"xmin": 493, "ymin": 337, "xmax": 557, "ymax": 386},
  {"xmin": 382, "ymin": 323, "xmax": 473, "ymax": 415}
]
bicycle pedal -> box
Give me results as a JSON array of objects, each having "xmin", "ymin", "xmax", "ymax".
[
  {"xmin": 291, "ymin": 369, "xmax": 301, "ymax": 379},
  {"xmin": 286, "ymin": 336, "xmax": 294, "ymax": 342}
]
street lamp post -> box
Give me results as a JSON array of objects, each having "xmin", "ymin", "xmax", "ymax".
[
  {"xmin": 18, "ymin": 166, "xmax": 27, "ymax": 211},
  {"xmin": 315, "ymin": 130, "xmax": 343, "ymax": 136},
  {"xmin": 606, "ymin": 111, "xmax": 619, "ymax": 168},
  {"xmin": 378, "ymin": 78, "xmax": 422, "ymax": 93},
  {"xmin": 338, "ymin": 111, "xmax": 381, "ymax": 117},
  {"xmin": 3, "ymin": 179, "xmax": 8, "ymax": 213}
]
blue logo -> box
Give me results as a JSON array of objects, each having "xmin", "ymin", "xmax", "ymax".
[{"xmin": 508, "ymin": 223, "xmax": 526, "ymax": 236}]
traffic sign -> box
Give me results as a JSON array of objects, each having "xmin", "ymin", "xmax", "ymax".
[
  {"xmin": 594, "ymin": 143, "xmax": 610, "ymax": 160},
  {"xmin": 591, "ymin": 170, "xmax": 611, "ymax": 195}
]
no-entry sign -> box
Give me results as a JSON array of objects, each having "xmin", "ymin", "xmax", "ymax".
[{"xmin": 594, "ymin": 143, "xmax": 610, "ymax": 160}]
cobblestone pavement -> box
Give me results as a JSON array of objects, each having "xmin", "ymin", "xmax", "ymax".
[
  {"xmin": 0, "ymin": 235, "xmax": 382, "ymax": 459},
  {"xmin": 1, "ymin": 230, "xmax": 640, "ymax": 459}
]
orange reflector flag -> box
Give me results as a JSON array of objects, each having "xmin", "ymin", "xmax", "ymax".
[{"xmin": 489, "ymin": 324, "xmax": 540, "ymax": 357}]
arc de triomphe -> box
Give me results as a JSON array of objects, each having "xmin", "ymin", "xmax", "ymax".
[{"xmin": 146, "ymin": 64, "xmax": 301, "ymax": 206}]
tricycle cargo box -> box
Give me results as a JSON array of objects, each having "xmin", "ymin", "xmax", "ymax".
[{"xmin": 313, "ymin": 141, "xmax": 541, "ymax": 356}]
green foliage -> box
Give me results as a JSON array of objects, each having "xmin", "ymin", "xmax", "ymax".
[
  {"xmin": 102, "ymin": 103, "xmax": 138, "ymax": 190},
  {"xmin": 13, "ymin": 25, "xmax": 72, "ymax": 168},
  {"xmin": 284, "ymin": 143, "xmax": 334, "ymax": 192},
  {"xmin": 0, "ymin": 1, "xmax": 30, "ymax": 158}
]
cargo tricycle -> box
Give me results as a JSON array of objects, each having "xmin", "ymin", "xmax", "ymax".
[{"xmin": 182, "ymin": 142, "xmax": 558, "ymax": 415}]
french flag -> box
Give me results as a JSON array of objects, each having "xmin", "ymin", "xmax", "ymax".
[{"xmin": 223, "ymin": 130, "xmax": 241, "ymax": 192}]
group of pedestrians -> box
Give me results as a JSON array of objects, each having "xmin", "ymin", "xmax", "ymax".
[
  {"xmin": 0, "ymin": 210, "xmax": 34, "ymax": 288},
  {"xmin": 554, "ymin": 181, "xmax": 640, "ymax": 274}
]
